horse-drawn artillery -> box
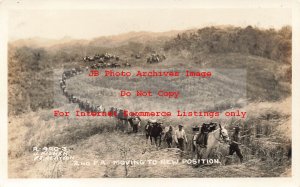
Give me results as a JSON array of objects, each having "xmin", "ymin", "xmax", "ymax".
[{"xmin": 147, "ymin": 53, "xmax": 166, "ymax": 64}]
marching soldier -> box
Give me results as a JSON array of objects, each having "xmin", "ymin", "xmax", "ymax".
[
  {"xmin": 228, "ymin": 125, "xmax": 244, "ymax": 163},
  {"xmin": 174, "ymin": 125, "xmax": 188, "ymax": 151}
]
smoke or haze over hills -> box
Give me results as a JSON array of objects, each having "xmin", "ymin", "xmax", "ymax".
[{"xmin": 10, "ymin": 30, "xmax": 183, "ymax": 48}]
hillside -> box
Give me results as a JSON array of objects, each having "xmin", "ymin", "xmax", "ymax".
[{"xmin": 8, "ymin": 26, "xmax": 292, "ymax": 178}]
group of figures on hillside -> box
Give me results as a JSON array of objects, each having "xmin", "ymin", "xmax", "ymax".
[
  {"xmin": 83, "ymin": 52, "xmax": 166, "ymax": 70},
  {"xmin": 144, "ymin": 120, "xmax": 243, "ymax": 164},
  {"xmin": 58, "ymin": 59, "xmax": 244, "ymax": 166}
]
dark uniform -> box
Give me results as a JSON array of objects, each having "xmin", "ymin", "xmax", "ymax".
[
  {"xmin": 151, "ymin": 122, "xmax": 163, "ymax": 147},
  {"xmin": 202, "ymin": 123, "xmax": 210, "ymax": 147},
  {"xmin": 164, "ymin": 126, "xmax": 173, "ymax": 148},
  {"xmin": 197, "ymin": 122, "xmax": 217, "ymax": 148},
  {"xmin": 229, "ymin": 126, "xmax": 243, "ymax": 163}
]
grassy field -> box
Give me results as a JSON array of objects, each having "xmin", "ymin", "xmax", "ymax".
[
  {"xmin": 8, "ymin": 54, "xmax": 291, "ymax": 178},
  {"xmin": 8, "ymin": 26, "xmax": 291, "ymax": 178},
  {"xmin": 8, "ymin": 97, "xmax": 291, "ymax": 177}
]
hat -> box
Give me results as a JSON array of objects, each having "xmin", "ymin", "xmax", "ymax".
[
  {"xmin": 179, "ymin": 124, "xmax": 183, "ymax": 127},
  {"xmin": 192, "ymin": 126, "xmax": 200, "ymax": 131},
  {"xmin": 148, "ymin": 119, "xmax": 157, "ymax": 123}
]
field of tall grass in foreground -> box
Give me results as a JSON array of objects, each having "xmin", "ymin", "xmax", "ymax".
[{"xmin": 8, "ymin": 97, "xmax": 291, "ymax": 177}]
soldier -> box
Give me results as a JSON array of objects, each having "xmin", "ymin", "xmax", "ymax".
[
  {"xmin": 164, "ymin": 126, "xmax": 173, "ymax": 148},
  {"xmin": 128, "ymin": 116, "xmax": 141, "ymax": 133},
  {"xmin": 68, "ymin": 94, "xmax": 73, "ymax": 103},
  {"xmin": 79, "ymin": 100, "xmax": 84, "ymax": 110},
  {"xmin": 228, "ymin": 125, "xmax": 244, "ymax": 163},
  {"xmin": 174, "ymin": 125, "xmax": 188, "ymax": 151},
  {"xmin": 192, "ymin": 125, "xmax": 200, "ymax": 152},
  {"xmin": 199, "ymin": 123, "xmax": 210, "ymax": 148},
  {"xmin": 197, "ymin": 122, "xmax": 217, "ymax": 148},
  {"xmin": 145, "ymin": 121, "xmax": 153, "ymax": 143}
]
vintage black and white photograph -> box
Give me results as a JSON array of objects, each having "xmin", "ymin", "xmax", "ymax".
[{"xmin": 3, "ymin": 0, "xmax": 294, "ymax": 180}]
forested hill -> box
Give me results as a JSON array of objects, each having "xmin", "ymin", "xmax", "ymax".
[{"xmin": 164, "ymin": 26, "xmax": 291, "ymax": 64}]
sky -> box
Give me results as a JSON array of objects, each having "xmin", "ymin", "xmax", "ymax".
[{"xmin": 4, "ymin": 0, "xmax": 292, "ymax": 40}]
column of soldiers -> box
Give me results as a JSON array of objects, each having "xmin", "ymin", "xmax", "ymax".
[
  {"xmin": 59, "ymin": 67, "xmax": 105, "ymax": 113},
  {"xmin": 59, "ymin": 56, "xmax": 244, "ymax": 165}
]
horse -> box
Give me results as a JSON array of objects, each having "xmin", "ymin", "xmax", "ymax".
[{"xmin": 194, "ymin": 124, "xmax": 230, "ymax": 165}]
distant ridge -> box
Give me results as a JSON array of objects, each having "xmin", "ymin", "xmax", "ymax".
[{"xmin": 9, "ymin": 30, "xmax": 186, "ymax": 48}]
